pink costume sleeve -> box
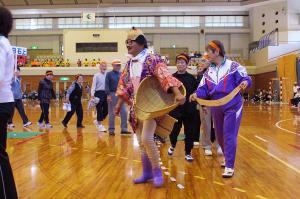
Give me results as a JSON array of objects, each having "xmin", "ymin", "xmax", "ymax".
[
  {"xmin": 116, "ymin": 63, "xmax": 133, "ymax": 105},
  {"xmin": 153, "ymin": 61, "xmax": 182, "ymax": 92}
]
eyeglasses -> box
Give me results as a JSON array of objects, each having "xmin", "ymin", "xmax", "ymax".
[{"xmin": 125, "ymin": 39, "xmax": 136, "ymax": 45}]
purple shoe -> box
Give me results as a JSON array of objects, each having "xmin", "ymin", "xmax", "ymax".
[
  {"xmin": 153, "ymin": 167, "xmax": 164, "ymax": 187},
  {"xmin": 134, "ymin": 154, "xmax": 153, "ymax": 184}
]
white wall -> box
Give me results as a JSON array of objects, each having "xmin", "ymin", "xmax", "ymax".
[
  {"xmin": 230, "ymin": 33, "xmax": 249, "ymax": 59},
  {"xmin": 249, "ymin": 1, "xmax": 288, "ymax": 41},
  {"xmin": 9, "ymin": 35, "xmax": 61, "ymax": 54},
  {"xmin": 250, "ymin": 47, "xmax": 269, "ymax": 66},
  {"xmin": 268, "ymin": 43, "xmax": 300, "ymax": 61},
  {"xmin": 63, "ymin": 29, "xmax": 128, "ymax": 65},
  {"xmin": 8, "ymin": 30, "xmax": 250, "ymax": 61},
  {"xmin": 150, "ymin": 33, "xmax": 200, "ymax": 53},
  {"xmin": 288, "ymin": 0, "xmax": 300, "ymax": 30}
]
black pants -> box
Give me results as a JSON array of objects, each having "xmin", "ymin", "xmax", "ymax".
[
  {"xmin": 8, "ymin": 99, "xmax": 29, "ymax": 125},
  {"xmin": 291, "ymin": 97, "xmax": 300, "ymax": 106},
  {"xmin": 193, "ymin": 110, "xmax": 201, "ymax": 142},
  {"xmin": 95, "ymin": 91, "xmax": 108, "ymax": 122},
  {"xmin": 0, "ymin": 102, "xmax": 18, "ymax": 199},
  {"xmin": 169, "ymin": 114, "xmax": 195, "ymax": 155},
  {"xmin": 38, "ymin": 102, "xmax": 50, "ymax": 124},
  {"xmin": 62, "ymin": 101, "xmax": 83, "ymax": 126}
]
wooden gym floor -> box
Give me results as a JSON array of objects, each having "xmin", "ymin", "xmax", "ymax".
[{"xmin": 6, "ymin": 101, "xmax": 300, "ymax": 199}]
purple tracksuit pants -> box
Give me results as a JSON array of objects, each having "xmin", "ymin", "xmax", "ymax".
[{"xmin": 211, "ymin": 97, "xmax": 243, "ymax": 169}]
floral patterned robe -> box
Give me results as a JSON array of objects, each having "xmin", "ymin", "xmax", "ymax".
[{"xmin": 116, "ymin": 53, "xmax": 182, "ymax": 131}]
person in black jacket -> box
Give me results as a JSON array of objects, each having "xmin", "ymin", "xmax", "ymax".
[
  {"xmin": 62, "ymin": 74, "xmax": 84, "ymax": 128},
  {"xmin": 37, "ymin": 70, "xmax": 56, "ymax": 128},
  {"xmin": 168, "ymin": 53, "xmax": 199, "ymax": 162}
]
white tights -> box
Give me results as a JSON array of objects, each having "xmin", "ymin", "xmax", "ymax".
[{"xmin": 135, "ymin": 119, "xmax": 160, "ymax": 168}]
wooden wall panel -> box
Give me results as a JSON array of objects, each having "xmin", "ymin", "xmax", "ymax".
[
  {"xmin": 21, "ymin": 75, "xmax": 94, "ymax": 98},
  {"xmin": 252, "ymin": 71, "xmax": 277, "ymax": 92},
  {"xmin": 277, "ymin": 54, "xmax": 297, "ymax": 102}
]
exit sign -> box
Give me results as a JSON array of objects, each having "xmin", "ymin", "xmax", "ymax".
[
  {"xmin": 31, "ymin": 45, "xmax": 39, "ymax": 49},
  {"xmin": 60, "ymin": 77, "xmax": 70, "ymax": 81}
]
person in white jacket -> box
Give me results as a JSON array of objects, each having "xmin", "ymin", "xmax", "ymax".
[{"xmin": 0, "ymin": 6, "xmax": 18, "ymax": 199}]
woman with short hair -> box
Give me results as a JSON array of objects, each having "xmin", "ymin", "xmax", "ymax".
[{"xmin": 191, "ymin": 40, "xmax": 252, "ymax": 178}]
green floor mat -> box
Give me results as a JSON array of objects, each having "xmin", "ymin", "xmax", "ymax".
[
  {"xmin": 7, "ymin": 132, "xmax": 44, "ymax": 139},
  {"xmin": 177, "ymin": 134, "xmax": 185, "ymax": 141}
]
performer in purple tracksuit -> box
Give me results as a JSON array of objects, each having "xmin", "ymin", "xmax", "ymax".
[{"xmin": 192, "ymin": 40, "xmax": 252, "ymax": 178}]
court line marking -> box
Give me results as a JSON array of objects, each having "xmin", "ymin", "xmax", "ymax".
[
  {"xmin": 275, "ymin": 118, "xmax": 300, "ymax": 136},
  {"xmin": 178, "ymin": 171, "xmax": 186, "ymax": 175},
  {"xmin": 233, "ymin": 187, "xmax": 246, "ymax": 193},
  {"xmin": 194, "ymin": 176, "xmax": 206, "ymax": 180},
  {"xmin": 239, "ymin": 134, "xmax": 300, "ymax": 175},
  {"xmin": 256, "ymin": 195, "xmax": 269, "ymax": 199},
  {"xmin": 14, "ymin": 133, "xmax": 47, "ymax": 145},
  {"xmin": 254, "ymin": 135, "xmax": 268, "ymax": 143},
  {"xmin": 42, "ymin": 142, "xmax": 268, "ymax": 198},
  {"xmin": 213, "ymin": 181, "xmax": 225, "ymax": 186}
]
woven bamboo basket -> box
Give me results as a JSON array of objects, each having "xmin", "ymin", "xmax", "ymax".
[
  {"xmin": 135, "ymin": 76, "xmax": 186, "ymax": 120},
  {"xmin": 155, "ymin": 114, "xmax": 178, "ymax": 137}
]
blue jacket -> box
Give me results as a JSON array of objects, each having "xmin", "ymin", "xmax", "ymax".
[{"xmin": 11, "ymin": 77, "xmax": 23, "ymax": 99}]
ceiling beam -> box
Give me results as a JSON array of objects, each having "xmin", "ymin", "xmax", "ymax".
[
  {"xmin": 24, "ymin": 0, "xmax": 29, "ymax": 5},
  {"xmin": 0, "ymin": 0, "xmax": 4, "ymax": 6},
  {"xmin": 49, "ymin": 0, "xmax": 53, "ymax": 5}
]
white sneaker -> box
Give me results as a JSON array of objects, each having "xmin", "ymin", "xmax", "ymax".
[
  {"xmin": 37, "ymin": 122, "xmax": 45, "ymax": 128},
  {"xmin": 94, "ymin": 120, "xmax": 100, "ymax": 127},
  {"xmin": 8, "ymin": 123, "xmax": 15, "ymax": 129},
  {"xmin": 185, "ymin": 154, "xmax": 194, "ymax": 162},
  {"xmin": 97, "ymin": 124, "xmax": 107, "ymax": 132},
  {"xmin": 168, "ymin": 146, "xmax": 175, "ymax": 156},
  {"xmin": 222, "ymin": 167, "xmax": 234, "ymax": 178},
  {"xmin": 204, "ymin": 149, "xmax": 213, "ymax": 156},
  {"xmin": 194, "ymin": 142, "xmax": 200, "ymax": 146},
  {"xmin": 217, "ymin": 147, "xmax": 223, "ymax": 156},
  {"xmin": 23, "ymin": 121, "xmax": 32, "ymax": 127},
  {"xmin": 45, "ymin": 123, "xmax": 53, "ymax": 128}
]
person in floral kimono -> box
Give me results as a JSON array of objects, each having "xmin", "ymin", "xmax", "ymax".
[{"xmin": 115, "ymin": 27, "xmax": 185, "ymax": 187}]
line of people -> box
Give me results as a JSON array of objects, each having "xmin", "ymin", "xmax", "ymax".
[
  {"xmin": 114, "ymin": 28, "xmax": 252, "ymax": 189},
  {"xmin": 8, "ymin": 32, "xmax": 252, "ymax": 182},
  {"xmin": 6, "ymin": 61, "xmax": 130, "ymax": 136},
  {"xmin": 1, "ymin": 7, "xmax": 252, "ymax": 197}
]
